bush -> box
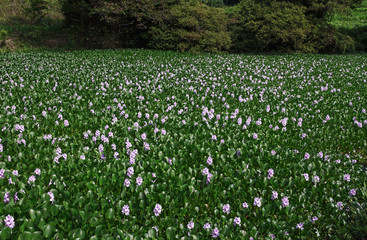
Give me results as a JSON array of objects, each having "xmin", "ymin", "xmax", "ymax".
[
  {"xmin": 23, "ymin": 0, "xmax": 48, "ymax": 22},
  {"xmin": 149, "ymin": 0, "xmax": 231, "ymax": 53}
]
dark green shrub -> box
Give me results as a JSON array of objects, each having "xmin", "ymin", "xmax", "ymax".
[
  {"xmin": 23, "ymin": 0, "xmax": 48, "ymax": 21},
  {"xmin": 149, "ymin": 0, "xmax": 231, "ymax": 52}
]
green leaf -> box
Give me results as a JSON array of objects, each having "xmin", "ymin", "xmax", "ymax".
[
  {"xmin": 105, "ymin": 208, "xmax": 115, "ymax": 219},
  {"xmin": 148, "ymin": 228, "xmax": 156, "ymax": 238},
  {"xmin": 166, "ymin": 227, "xmax": 176, "ymax": 239},
  {"xmin": 29, "ymin": 209, "xmax": 36, "ymax": 221},
  {"xmin": 42, "ymin": 224, "xmax": 53, "ymax": 238}
]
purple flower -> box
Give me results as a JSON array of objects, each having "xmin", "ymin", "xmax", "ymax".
[
  {"xmin": 211, "ymin": 228, "xmax": 220, "ymax": 238},
  {"xmin": 64, "ymin": 120, "xmax": 69, "ymax": 127},
  {"xmin": 4, "ymin": 192, "xmax": 10, "ymax": 203},
  {"xmin": 271, "ymin": 191, "xmax": 278, "ymax": 200},
  {"xmin": 127, "ymin": 167, "xmax": 134, "ymax": 178},
  {"xmin": 154, "ymin": 204, "xmax": 162, "ymax": 216},
  {"xmin": 122, "ymin": 205, "xmax": 130, "ymax": 216},
  {"xmin": 141, "ymin": 133, "xmax": 146, "ymax": 140},
  {"xmin": 296, "ymin": 222, "xmax": 304, "ymax": 230},
  {"xmin": 0, "ymin": 169, "xmax": 5, "ymax": 178},
  {"xmin": 336, "ymin": 201, "xmax": 343, "ymax": 210},
  {"xmin": 271, "ymin": 150, "xmax": 276, "ymax": 155},
  {"xmin": 318, "ymin": 151, "xmax": 323, "ymax": 158},
  {"xmin": 202, "ymin": 168, "xmax": 209, "ymax": 175},
  {"xmin": 234, "ymin": 217, "xmax": 241, "ymax": 226},
  {"xmin": 253, "ymin": 133, "xmax": 258, "ymax": 140},
  {"xmin": 48, "ymin": 191, "xmax": 55, "ymax": 202},
  {"xmin": 28, "ymin": 175, "xmax": 36, "ymax": 184},
  {"xmin": 303, "ymin": 173, "xmax": 309, "ymax": 181},
  {"xmin": 242, "ymin": 202, "xmax": 249, "ymax": 208},
  {"xmin": 12, "ymin": 170, "xmax": 19, "ymax": 176},
  {"xmin": 223, "ymin": 204, "xmax": 230, "ymax": 214},
  {"xmin": 304, "ymin": 152, "xmax": 310, "ymax": 159},
  {"xmin": 207, "ymin": 156, "xmax": 213, "ymax": 165},
  {"xmin": 136, "ymin": 177, "xmax": 143, "ymax": 186},
  {"xmin": 311, "ymin": 216, "xmax": 318, "ymax": 223},
  {"xmin": 203, "ymin": 222, "xmax": 211, "ymax": 229},
  {"xmin": 254, "ymin": 197, "xmax": 261, "ymax": 207},
  {"xmin": 312, "ymin": 175, "xmax": 320, "ymax": 184},
  {"xmin": 14, "ymin": 192, "xmax": 19, "ymax": 203},
  {"xmin": 349, "ymin": 189, "xmax": 356, "ymax": 196},
  {"xmin": 124, "ymin": 179, "xmax": 130, "ymax": 187},
  {"xmin": 34, "ymin": 168, "xmax": 41, "ymax": 175},
  {"xmin": 343, "ymin": 174, "xmax": 350, "ymax": 182},
  {"xmin": 281, "ymin": 196, "xmax": 289, "ymax": 207},
  {"xmin": 187, "ymin": 221, "xmax": 194, "ymax": 230},
  {"xmin": 4, "ymin": 215, "xmax": 15, "ymax": 229},
  {"xmin": 206, "ymin": 173, "xmax": 213, "ymax": 183},
  {"xmin": 267, "ymin": 168, "xmax": 274, "ymax": 179}
]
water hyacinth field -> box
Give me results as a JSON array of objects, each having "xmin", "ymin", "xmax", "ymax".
[{"xmin": 0, "ymin": 50, "xmax": 367, "ymax": 239}]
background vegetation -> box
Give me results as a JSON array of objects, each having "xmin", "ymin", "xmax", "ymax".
[{"xmin": 0, "ymin": 0, "xmax": 366, "ymax": 53}]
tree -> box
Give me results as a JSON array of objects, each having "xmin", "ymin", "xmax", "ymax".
[
  {"xmin": 24, "ymin": 0, "xmax": 48, "ymax": 21},
  {"xmin": 149, "ymin": 0, "xmax": 231, "ymax": 52}
]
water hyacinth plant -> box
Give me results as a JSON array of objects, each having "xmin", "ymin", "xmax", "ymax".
[{"xmin": 0, "ymin": 49, "xmax": 366, "ymax": 239}]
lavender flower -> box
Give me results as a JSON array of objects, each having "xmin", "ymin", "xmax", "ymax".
[
  {"xmin": 28, "ymin": 175, "xmax": 36, "ymax": 184},
  {"xmin": 136, "ymin": 177, "xmax": 143, "ymax": 186},
  {"xmin": 203, "ymin": 222, "xmax": 211, "ymax": 229},
  {"xmin": 34, "ymin": 168, "xmax": 41, "ymax": 175},
  {"xmin": 122, "ymin": 205, "xmax": 130, "ymax": 216},
  {"xmin": 303, "ymin": 173, "xmax": 309, "ymax": 181},
  {"xmin": 304, "ymin": 152, "xmax": 310, "ymax": 159},
  {"xmin": 4, "ymin": 192, "xmax": 10, "ymax": 203},
  {"xmin": 223, "ymin": 204, "xmax": 230, "ymax": 214},
  {"xmin": 336, "ymin": 201, "xmax": 343, "ymax": 210},
  {"xmin": 254, "ymin": 197, "xmax": 261, "ymax": 207},
  {"xmin": 154, "ymin": 204, "xmax": 162, "ymax": 216},
  {"xmin": 281, "ymin": 196, "xmax": 289, "ymax": 207},
  {"xmin": 271, "ymin": 191, "xmax": 278, "ymax": 200},
  {"xmin": 124, "ymin": 179, "xmax": 130, "ymax": 187},
  {"xmin": 349, "ymin": 189, "xmax": 356, "ymax": 196},
  {"xmin": 127, "ymin": 167, "xmax": 134, "ymax": 178},
  {"xmin": 234, "ymin": 217, "xmax": 241, "ymax": 226},
  {"xmin": 311, "ymin": 216, "xmax": 318, "ymax": 223},
  {"xmin": 242, "ymin": 202, "xmax": 249, "ymax": 208},
  {"xmin": 187, "ymin": 221, "xmax": 194, "ymax": 230},
  {"xmin": 296, "ymin": 222, "xmax": 304, "ymax": 230},
  {"xmin": 48, "ymin": 191, "xmax": 55, "ymax": 202},
  {"xmin": 14, "ymin": 192, "xmax": 19, "ymax": 203},
  {"xmin": 4, "ymin": 215, "xmax": 15, "ymax": 229},
  {"xmin": 207, "ymin": 156, "xmax": 213, "ymax": 165},
  {"xmin": 267, "ymin": 168, "xmax": 274, "ymax": 179},
  {"xmin": 312, "ymin": 175, "xmax": 320, "ymax": 184},
  {"xmin": 211, "ymin": 228, "xmax": 220, "ymax": 238},
  {"xmin": 343, "ymin": 174, "xmax": 350, "ymax": 182}
]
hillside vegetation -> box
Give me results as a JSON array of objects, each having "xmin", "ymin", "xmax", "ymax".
[{"xmin": 0, "ymin": 0, "xmax": 367, "ymax": 53}]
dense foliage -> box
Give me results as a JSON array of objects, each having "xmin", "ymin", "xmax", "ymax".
[
  {"xmin": 149, "ymin": 0, "xmax": 231, "ymax": 53},
  {"xmin": 0, "ymin": 49, "xmax": 366, "ymax": 239},
  {"xmin": 56, "ymin": 0, "xmax": 365, "ymax": 53}
]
